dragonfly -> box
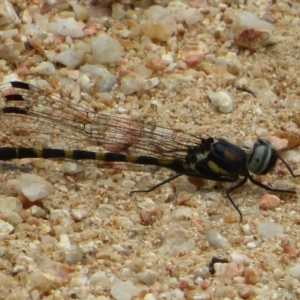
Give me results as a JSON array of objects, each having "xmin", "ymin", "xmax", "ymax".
[{"xmin": 0, "ymin": 81, "xmax": 299, "ymax": 221}]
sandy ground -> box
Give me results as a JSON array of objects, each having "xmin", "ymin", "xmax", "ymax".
[{"xmin": 1, "ymin": 0, "xmax": 300, "ymax": 299}]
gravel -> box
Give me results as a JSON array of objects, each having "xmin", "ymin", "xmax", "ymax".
[{"xmin": 0, "ymin": 0, "xmax": 300, "ymax": 299}]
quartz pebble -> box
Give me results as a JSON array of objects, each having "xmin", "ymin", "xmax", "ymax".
[
  {"xmin": 0, "ymin": 0, "xmax": 20, "ymax": 29},
  {"xmin": 119, "ymin": 72, "xmax": 146, "ymax": 95},
  {"xmin": 30, "ymin": 61, "xmax": 56, "ymax": 76},
  {"xmin": 231, "ymin": 11, "xmax": 276, "ymax": 51},
  {"xmin": 137, "ymin": 269, "xmax": 158, "ymax": 286},
  {"xmin": 158, "ymin": 228, "xmax": 195, "ymax": 256},
  {"xmin": 48, "ymin": 18, "xmax": 84, "ymax": 38},
  {"xmin": 205, "ymin": 229, "xmax": 229, "ymax": 249},
  {"xmin": 141, "ymin": 18, "xmax": 176, "ymax": 42},
  {"xmin": 92, "ymin": 34, "xmax": 123, "ymax": 64},
  {"xmin": 207, "ymin": 90, "xmax": 234, "ymax": 113},
  {"xmin": 30, "ymin": 205, "xmax": 47, "ymax": 218},
  {"xmin": 5, "ymin": 174, "xmax": 54, "ymax": 202},
  {"xmin": 89, "ymin": 271, "xmax": 111, "ymax": 288},
  {"xmin": 0, "ymin": 39, "xmax": 24, "ymax": 62},
  {"xmin": 214, "ymin": 261, "xmax": 244, "ymax": 279},
  {"xmin": 110, "ymin": 278, "xmax": 140, "ymax": 300},
  {"xmin": 80, "ymin": 64, "xmax": 117, "ymax": 92},
  {"xmin": 289, "ymin": 264, "xmax": 300, "ymax": 280},
  {"xmin": 54, "ymin": 48, "xmax": 85, "ymax": 68},
  {"xmin": 257, "ymin": 222, "xmax": 284, "ymax": 238},
  {"xmin": 0, "ymin": 219, "xmax": 14, "ymax": 234}
]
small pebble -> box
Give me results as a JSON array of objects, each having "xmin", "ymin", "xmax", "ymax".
[
  {"xmin": 80, "ymin": 64, "xmax": 117, "ymax": 92},
  {"xmin": 205, "ymin": 229, "xmax": 229, "ymax": 249},
  {"xmin": 231, "ymin": 11, "xmax": 276, "ymax": 51},
  {"xmin": 0, "ymin": 219, "xmax": 14, "ymax": 234},
  {"xmin": 119, "ymin": 72, "xmax": 146, "ymax": 95},
  {"xmin": 91, "ymin": 34, "xmax": 123, "ymax": 64},
  {"xmin": 257, "ymin": 222, "xmax": 284, "ymax": 238},
  {"xmin": 137, "ymin": 269, "xmax": 158, "ymax": 286},
  {"xmin": 289, "ymin": 264, "xmax": 300, "ymax": 280},
  {"xmin": 273, "ymin": 131, "xmax": 300, "ymax": 150},
  {"xmin": 259, "ymin": 194, "xmax": 281, "ymax": 210},
  {"xmin": 282, "ymin": 245, "xmax": 298, "ymax": 259},
  {"xmin": 30, "ymin": 61, "xmax": 56, "ymax": 76},
  {"xmin": 89, "ymin": 271, "xmax": 111, "ymax": 288},
  {"xmin": 54, "ymin": 48, "xmax": 85, "ymax": 68},
  {"xmin": 30, "ymin": 205, "xmax": 47, "ymax": 218},
  {"xmin": 214, "ymin": 261, "xmax": 244, "ymax": 279},
  {"xmin": 158, "ymin": 228, "xmax": 196, "ymax": 256},
  {"xmin": 5, "ymin": 174, "xmax": 54, "ymax": 202},
  {"xmin": 48, "ymin": 18, "xmax": 84, "ymax": 38},
  {"xmin": 207, "ymin": 90, "xmax": 234, "ymax": 113},
  {"xmin": 110, "ymin": 278, "xmax": 139, "ymax": 300},
  {"xmin": 244, "ymin": 268, "xmax": 259, "ymax": 284}
]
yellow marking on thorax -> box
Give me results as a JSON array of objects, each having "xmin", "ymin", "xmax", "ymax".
[{"xmin": 207, "ymin": 160, "xmax": 229, "ymax": 175}]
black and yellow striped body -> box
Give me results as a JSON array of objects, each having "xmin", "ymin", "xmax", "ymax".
[{"xmin": 0, "ymin": 147, "xmax": 187, "ymax": 173}]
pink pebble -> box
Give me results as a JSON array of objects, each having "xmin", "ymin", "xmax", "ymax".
[{"xmin": 259, "ymin": 194, "xmax": 280, "ymax": 210}]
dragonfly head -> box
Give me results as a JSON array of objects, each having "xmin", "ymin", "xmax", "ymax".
[{"xmin": 247, "ymin": 138, "xmax": 278, "ymax": 175}]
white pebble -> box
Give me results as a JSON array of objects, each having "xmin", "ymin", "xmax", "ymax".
[
  {"xmin": 30, "ymin": 61, "xmax": 56, "ymax": 75},
  {"xmin": 0, "ymin": 0, "xmax": 20, "ymax": 27},
  {"xmin": 289, "ymin": 265, "xmax": 300, "ymax": 280},
  {"xmin": 91, "ymin": 34, "xmax": 123, "ymax": 64},
  {"xmin": 61, "ymin": 161, "xmax": 85, "ymax": 175},
  {"xmin": 110, "ymin": 278, "xmax": 139, "ymax": 300},
  {"xmin": 71, "ymin": 208, "xmax": 90, "ymax": 221},
  {"xmin": 207, "ymin": 90, "xmax": 234, "ymax": 113},
  {"xmin": 230, "ymin": 251, "xmax": 252, "ymax": 265},
  {"xmin": 0, "ymin": 219, "xmax": 14, "ymax": 234},
  {"xmin": 89, "ymin": 271, "xmax": 111, "ymax": 288},
  {"xmin": 0, "ymin": 197, "xmax": 22, "ymax": 212},
  {"xmin": 194, "ymin": 266, "xmax": 210, "ymax": 279},
  {"xmin": 58, "ymin": 234, "xmax": 71, "ymax": 249},
  {"xmin": 246, "ymin": 242, "xmax": 257, "ymax": 249},
  {"xmin": 144, "ymin": 77, "xmax": 159, "ymax": 90},
  {"xmin": 144, "ymin": 294, "xmax": 156, "ymax": 300},
  {"xmin": 119, "ymin": 72, "xmax": 145, "ymax": 95},
  {"xmin": 30, "ymin": 205, "xmax": 47, "ymax": 218},
  {"xmin": 5, "ymin": 211, "xmax": 23, "ymax": 226},
  {"xmin": 144, "ymin": 5, "xmax": 170, "ymax": 20},
  {"xmin": 205, "ymin": 229, "xmax": 229, "ymax": 249},
  {"xmin": 170, "ymin": 288, "xmax": 185, "ymax": 299},
  {"xmin": 54, "ymin": 49, "xmax": 85, "ymax": 68},
  {"xmin": 137, "ymin": 269, "xmax": 158, "ymax": 286},
  {"xmin": 158, "ymin": 228, "xmax": 196, "ymax": 255},
  {"xmin": 64, "ymin": 245, "xmax": 83, "ymax": 265},
  {"xmin": 48, "ymin": 18, "xmax": 84, "ymax": 38},
  {"xmin": 50, "ymin": 209, "xmax": 71, "ymax": 220},
  {"xmin": 19, "ymin": 174, "xmax": 54, "ymax": 202},
  {"xmin": 257, "ymin": 222, "xmax": 284, "ymax": 238},
  {"xmin": 80, "ymin": 64, "xmax": 117, "ymax": 92}
]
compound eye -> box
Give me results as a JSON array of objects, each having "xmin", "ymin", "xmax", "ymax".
[{"xmin": 248, "ymin": 144, "xmax": 277, "ymax": 174}]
